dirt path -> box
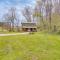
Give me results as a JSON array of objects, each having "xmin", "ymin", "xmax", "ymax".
[{"xmin": 0, "ymin": 32, "xmax": 29, "ymax": 36}]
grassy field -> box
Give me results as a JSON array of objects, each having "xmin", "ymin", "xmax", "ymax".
[{"xmin": 0, "ymin": 32, "xmax": 60, "ymax": 60}]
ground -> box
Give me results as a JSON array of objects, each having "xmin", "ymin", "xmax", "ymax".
[{"xmin": 0, "ymin": 32, "xmax": 60, "ymax": 60}]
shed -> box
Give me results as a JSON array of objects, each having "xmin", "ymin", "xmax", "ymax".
[{"xmin": 21, "ymin": 22, "xmax": 37, "ymax": 32}]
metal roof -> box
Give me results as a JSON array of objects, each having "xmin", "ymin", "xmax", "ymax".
[{"xmin": 21, "ymin": 22, "xmax": 37, "ymax": 28}]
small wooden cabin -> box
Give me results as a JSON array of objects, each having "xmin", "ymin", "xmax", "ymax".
[{"xmin": 21, "ymin": 22, "xmax": 37, "ymax": 32}]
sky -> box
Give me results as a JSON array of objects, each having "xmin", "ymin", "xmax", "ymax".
[{"xmin": 0, "ymin": 0, "xmax": 36, "ymax": 22}]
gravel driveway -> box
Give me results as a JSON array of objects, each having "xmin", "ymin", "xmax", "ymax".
[{"xmin": 0, "ymin": 32, "xmax": 29, "ymax": 36}]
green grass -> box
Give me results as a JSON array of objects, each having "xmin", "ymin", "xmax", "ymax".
[{"xmin": 0, "ymin": 33, "xmax": 60, "ymax": 60}]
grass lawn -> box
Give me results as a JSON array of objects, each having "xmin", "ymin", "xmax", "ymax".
[{"xmin": 0, "ymin": 32, "xmax": 60, "ymax": 60}]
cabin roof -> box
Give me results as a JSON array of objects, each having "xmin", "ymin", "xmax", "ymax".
[{"xmin": 21, "ymin": 22, "xmax": 37, "ymax": 28}]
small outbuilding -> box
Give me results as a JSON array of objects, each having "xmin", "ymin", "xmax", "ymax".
[{"xmin": 21, "ymin": 22, "xmax": 37, "ymax": 32}]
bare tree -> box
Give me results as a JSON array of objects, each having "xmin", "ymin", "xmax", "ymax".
[
  {"xmin": 45, "ymin": 0, "xmax": 53, "ymax": 30},
  {"xmin": 9, "ymin": 7, "xmax": 16, "ymax": 31},
  {"xmin": 16, "ymin": 18, "xmax": 20, "ymax": 32},
  {"xmin": 4, "ymin": 7, "xmax": 17, "ymax": 31},
  {"xmin": 22, "ymin": 6, "xmax": 32, "ymax": 22},
  {"xmin": 55, "ymin": 0, "xmax": 60, "ymax": 15},
  {"xmin": 34, "ymin": 0, "xmax": 53, "ymax": 31},
  {"xmin": 34, "ymin": 0, "xmax": 45, "ymax": 29},
  {"xmin": 33, "ymin": 3, "xmax": 42, "ymax": 28}
]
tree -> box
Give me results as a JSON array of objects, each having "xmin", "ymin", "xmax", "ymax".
[
  {"xmin": 9, "ymin": 7, "xmax": 16, "ymax": 31},
  {"xmin": 16, "ymin": 18, "xmax": 20, "ymax": 32},
  {"xmin": 33, "ymin": 3, "xmax": 42, "ymax": 28},
  {"xmin": 22, "ymin": 6, "xmax": 32, "ymax": 22},
  {"xmin": 34, "ymin": 0, "xmax": 46, "ymax": 29},
  {"xmin": 4, "ymin": 7, "xmax": 17, "ymax": 31},
  {"xmin": 55, "ymin": 0, "xmax": 60, "ymax": 15},
  {"xmin": 45, "ymin": 0, "xmax": 53, "ymax": 30}
]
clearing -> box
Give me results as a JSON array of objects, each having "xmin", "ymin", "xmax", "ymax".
[{"xmin": 0, "ymin": 32, "xmax": 60, "ymax": 60}]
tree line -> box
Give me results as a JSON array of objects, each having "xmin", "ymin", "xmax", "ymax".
[
  {"xmin": 1, "ymin": 0, "xmax": 60, "ymax": 32},
  {"xmin": 22, "ymin": 0, "xmax": 60, "ymax": 32}
]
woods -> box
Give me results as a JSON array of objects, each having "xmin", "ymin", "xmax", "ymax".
[
  {"xmin": 34, "ymin": 0, "xmax": 60, "ymax": 32},
  {"xmin": 0, "ymin": 0, "xmax": 60, "ymax": 33}
]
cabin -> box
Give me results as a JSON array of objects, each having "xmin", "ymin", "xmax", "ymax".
[{"xmin": 21, "ymin": 22, "xmax": 37, "ymax": 32}]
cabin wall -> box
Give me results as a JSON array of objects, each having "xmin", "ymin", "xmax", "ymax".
[{"xmin": 22, "ymin": 28, "xmax": 37, "ymax": 32}]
